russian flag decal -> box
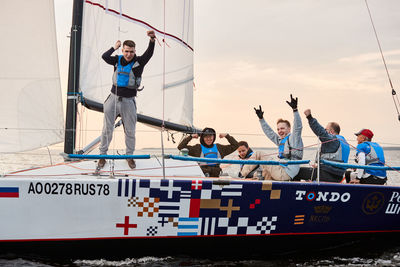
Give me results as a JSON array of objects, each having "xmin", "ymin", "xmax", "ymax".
[{"xmin": 0, "ymin": 187, "xmax": 19, "ymax": 198}]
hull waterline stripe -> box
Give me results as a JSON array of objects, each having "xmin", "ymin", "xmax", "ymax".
[{"xmin": 2, "ymin": 229, "xmax": 400, "ymax": 243}]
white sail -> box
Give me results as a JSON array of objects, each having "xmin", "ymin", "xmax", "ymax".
[
  {"xmin": 80, "ymin": 0, "xmax": 194, "ymax": 127},
  {"xmin": 0, "ymin": 0, "xmax": 64, "ymax": 153}
]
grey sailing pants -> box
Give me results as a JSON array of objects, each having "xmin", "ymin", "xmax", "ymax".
[{"xmin": 99, "ymin": 93, "xmax": 137, "ymax": 155}]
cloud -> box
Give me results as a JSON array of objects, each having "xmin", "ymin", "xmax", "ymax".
[{"xmin": 338, "ymin": 49, "xmax": 400, "ymax": 65}]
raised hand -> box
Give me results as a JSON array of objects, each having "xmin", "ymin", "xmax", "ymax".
[
  {"xmin": 254, "ymin": 105, "xmax": 264, "ymax": 119},
  {"xmin": 286, "ymin": 94, "xmax": 298, "ymax": 111},
  {"xmin": 147, "ymin": 30, "xmax": 156, "ymax": 39},
  {"xmin": 219, "ymin": 133, "xmax": 227, "ymax": 138},
  {"xmin": 114, "ymin": 40, "xmax": 121, "ymax": 50}
]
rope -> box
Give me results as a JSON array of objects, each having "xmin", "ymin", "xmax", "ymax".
[
  {"xmin": 111, "ymin": 1, "xmax": 123, "ymax": 157},
  {"xmin": 364, "ymin": 0, "xmax": 400, "ymax": 121},
  {"xmin": 160, "ymin": 0, "xmax": 167, "ymax": 180},
  {"xmin": 67, "ymin": 154, "xmax": 151, "ymax": 159},
  {"xmin": 321, "ymin": 159, "xmax": 400, "ymax": 171},
  {"xmin": 169, "ymin": 155, "xmax": 310, "ymax": 166}
]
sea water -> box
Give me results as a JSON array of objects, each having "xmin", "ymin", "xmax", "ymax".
[{"xmin": 1, "ymin": 147, "xmax": 400, "ymax": 266}]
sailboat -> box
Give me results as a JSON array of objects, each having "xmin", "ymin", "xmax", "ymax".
[{"xmin": 1, "ymin": 0, "xmax": 400, "ymax": 260}]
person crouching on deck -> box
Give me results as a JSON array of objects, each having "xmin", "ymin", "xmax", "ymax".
[
  {"xmin": 348, "ymin": 129, "xmax": 387, "ymax": 185},
  {"xmin": 177, "ymin": 128, "xmax": 239, "ymax": 177},
  {"xmin": 237, "ymin": 141, "xmax": 259, "ymax": 179},
  {"xmin": 248, "ymin": 95, "xmax": 303, "ymax": 181}
]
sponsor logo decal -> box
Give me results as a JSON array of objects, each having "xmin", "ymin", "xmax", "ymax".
[
  {"xmin": 385, "ymin": 191, "xmax": 400, "ymax": 215},
  {"xmin": 309, "ymin": 205, "xmax": 332, "ymax": 224},
  {"xmin": 295, "ymin": 190, "xmax": 351, "ymax": 202},
  {"xmin": 294, "ymin": 215, "xmax": 305, "ymax": 225},
  {"xmin": 362, "ymin": 192, "xmax": 385, "ymax": 215},
  {"xmin": 314, "ymin": 205, "xmax": 332, "ymax": 214}
]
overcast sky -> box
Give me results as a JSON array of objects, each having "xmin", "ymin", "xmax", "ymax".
[{"xmin": 54, "ymin": 0, "xmax": 400, "ymax": 149}]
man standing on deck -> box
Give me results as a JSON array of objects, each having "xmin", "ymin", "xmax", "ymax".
[
  {"xmin": 348, "ymin": 129, "xmax": 387, "ymax": 185},
  {"xmin": 294, "ymin": 109, "xmax": 350, "ymax": 183},
  {"xmin": 248, "ymin": 95, "xmax": 303, "ymax": 181},
  {"xmin": 98, "ymin": 30, "xmax": 156, "ymax": 169}
]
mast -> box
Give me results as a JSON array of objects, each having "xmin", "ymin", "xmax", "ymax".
[{"xmin": 64, "ymin": 0, "xmax": 84, "ymax": 154}]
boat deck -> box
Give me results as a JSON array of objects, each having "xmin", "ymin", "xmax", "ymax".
[{"xmin": 5, "ymin": 157, "xmax": 205, "ymax": 180}]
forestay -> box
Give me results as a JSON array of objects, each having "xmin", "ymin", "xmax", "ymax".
[
  {"xmin": 80, "ymin": 0, "xmax": 194, "ymax": 127},
  {"xmin": 0, "ymin": 0, "xmax": 64, "ymax": 153}
]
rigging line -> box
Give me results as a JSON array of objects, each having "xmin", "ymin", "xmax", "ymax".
[
  {"xmin": 364, "ymin": 0, "xmax": 400, "ymax": 120},
  {"xmin": 109, "ymin": 0, "xmax": 122, "ymax": 157},
  {"xmin": 78, "ymin": 106, "xmax": 83, "ymax": 150},
  {"xmin": 186, "ymin": 0, "xmax": 191, "ymax": 45},
  {"xmin": 84, "ymin": 105, "xmax": 88, "ymax": 149},
  {"xmin": 72, "ymin": 22, "xmax": 77, "ymax": 153},
  {"xmin": 182, "ymin": 0, "xmax": 186, "ymax": 41},
  {"xmin": 160, "ymin": 0, "xmax": 167, "ymax": 180},
  {"xmin": 89, "ymin": 2, "xmax": 105, "ymax": 150}
]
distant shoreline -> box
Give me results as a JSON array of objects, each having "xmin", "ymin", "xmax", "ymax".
[{"xmin": 141, "ymin": 146, "xmax": 400, "ymax": 151}]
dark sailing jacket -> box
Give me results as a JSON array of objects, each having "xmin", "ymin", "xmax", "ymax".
[
  {"xmin": 177, "ymin": 134, "xmax": 239, "ymax": 177},
  {"xmin": 102, "ymin": 40, "xmax": 155, "ymax": 98}
]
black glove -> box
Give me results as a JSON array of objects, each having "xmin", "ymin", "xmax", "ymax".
[
  {"xmin": 254, "ymin": 105, "xmax": 264, "ymax": 119},
  {"xmin": 286, "ymin": 94, "xmax": 298, "ymax": 111}
]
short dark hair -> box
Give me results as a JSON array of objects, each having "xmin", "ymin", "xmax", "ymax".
[
  {"xmin": 277, "ymin": 118, "xmax": 290, "ymax": 128},
  {"xmin": 238, "ymin": 141, "xmax": 249, "ymax": 148},
  {"xmin": 123, "ymin": 40, "xmax": 136, "ymax": 48},
  {"xmin": 330, "ymin": 122, "xmax": 341, "ymax": 134}
]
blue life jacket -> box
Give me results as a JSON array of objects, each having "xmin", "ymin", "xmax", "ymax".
[
  {"xmin": 200, "ymin": 144, "xmax": 220, "ymax": 166},
  {"xmin": 112, "ymin": 55, "xmax": 141, "ymax": 89},
  {"xmin": 356, "ymin": 142, "xmax": 386, "ymax": 177},
  {"xmin": 337, "ymin": 135, "xmax": 350, "ymax": 163},
  {"xmin": 321, "ymin": 135, "xmax": 350, "ymax": 168},
  {"xmin": 278, "ymin": 134, "xmax": 291, "ymax": 159}
]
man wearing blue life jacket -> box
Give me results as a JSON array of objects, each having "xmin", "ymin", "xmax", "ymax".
[
  {"xmin": 294, "ymin": 109, "xmax": 350, "ymax": 183},
  {"xmin": 252, "ymin": 94, "xmax": 303, "ymax": 181},
  {"xmin": 349, "ymin": 129, "xmax": 387, "ymax": 185},
  {"xmin": 98, "ymin": 30, "xmax": 156, "ymax": 169},
  {"xmin": 177, "ymin": 127, "xmax": 239, "ymax": 177}
]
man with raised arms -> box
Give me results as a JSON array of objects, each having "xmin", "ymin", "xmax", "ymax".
[
  {"xmin": 98, "ymin": 30, "xmax": 156, "ymax": 170},
  {"xmin": 294, "ymin": 109, "xmax": 350, "ymax": 183},
  {"xmin": 246, "ymin": 95, "xmax": 303, "ymax": 180}
]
